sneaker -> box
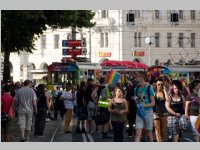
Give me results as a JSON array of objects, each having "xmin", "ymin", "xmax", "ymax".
[
  {"xmin": 20, "ymin": 138, "xmax": 26, "ymax": 142},
  {"xmin": 76, "ymin": 128, "xmax": 81, "ymax": 133},
  {"xmin": 64, "ymin": 131, "xmax": 72, "ymax": 134}
]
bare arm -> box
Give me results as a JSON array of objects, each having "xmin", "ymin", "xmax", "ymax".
[
  {"xmin": 91, "ymin": 87, "xmax": 98, "ymax": 103},
  {"xmin": 45, "ymin": 92, "xmax": 51, "ymax": 113},
  {"xmin": 185, "ymin": 101, "xmax": 190, "ymax": 118},
  {"xmin": 33, "ymin": 99, "xmax": 38, "ymax": 114},
  {"xmin": 163, "ymin": 86, "xmax": 170, "ymax": 102},
  {"xmin": 143, "ymin": 96, "xmax": 155, "ymax": 108},
  {"xmin": 165, "ymin": 96, "xmax": 180, "ymax": 117}
]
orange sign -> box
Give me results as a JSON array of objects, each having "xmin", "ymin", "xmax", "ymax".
[
  {"xmin": 133, "ymin": 51, "xmax": 144, "ymax": 56},
  {"xmin": 97, "ymin": 52, "xmax": 111, "ymax": 57}
]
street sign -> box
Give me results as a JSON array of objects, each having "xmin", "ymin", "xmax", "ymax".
[
  {"xmin": 62, "ymin": 48, "xmax": 82, "ymax": 56},
  {"xmin": 62, "ymin": 40, "xmax": 82, "ymax": 47}
]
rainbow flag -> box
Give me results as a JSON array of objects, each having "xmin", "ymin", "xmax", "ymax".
[{"xmin": 107, "ymin": 70, "xmax": 121, "ymax": 85}]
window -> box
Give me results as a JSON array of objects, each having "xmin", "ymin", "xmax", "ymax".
[
  {"xmin": 179, "ymin": 10, "xmax": 183, "ymax": 19},
  {"xmin": 179, "ymin": 33, "xmax": 184, "ymax": 48},
  {"xmin": 167, "ymin": 33, "xmax": 172, "ymax": 48},
  {"xmin": 127, "ymin": 13, "xmax": 135, "ymax": 22},
  {"xmin": 101, "ymin": 10, "xmax": 108, "ymax": 18},
  {"xmin": 100, "ymin": 32, "xmax": 109, "ymax": 48},
  {"xmin": 54, "ymin": 34, "xmax": 59, "ymax": 49},
  {"xmin": 82, "ymin": 37, "xmax": 86, "ymax": 47},
  {"xmin": 134, "ymin": 32, "xmax": 137, "ymax": 47},
  {"xmin": 100, "ymin": 33, "xmax": 104, "ymax": 48},
  {"xmin": 105, "ymin": 32, "xmax": 108, "ymax": 48},
  {"xmin": 41, "ymin": 35, "xmax": 46, "ymax": 49},
  {"xmin": 138, "ymin": 32, "xmax": 141, "ymax": 47},
  {"xmin": 155, "ymin": 32, "xmax": 160, "ymax": 47},
  {"xmin": 191, "ymin": 33, "xmax": 195, "ymax": 48},
  {"xmin": 155, "ymin": 10, "xmax": 160, "ymax": 19},
  {"xmin": 191, "ymin": 10, "xmax": 195, "ymax": 20},
  {"xmin": 171, "ymin": 13, "xmax": 179, "ymax": 23},
  {"xmin": 135, "ymin": 10, "xmax": 140, "ymax": 18}
]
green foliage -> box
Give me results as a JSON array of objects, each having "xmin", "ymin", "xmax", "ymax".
[{"xmin": 1, "ymin": 10, "xmax": 96, "ymax": 82}]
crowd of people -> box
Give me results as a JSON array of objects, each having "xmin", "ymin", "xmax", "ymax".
[{"xmin": 1, "ymin": 71, "xmax": 200, "ymax": 142}]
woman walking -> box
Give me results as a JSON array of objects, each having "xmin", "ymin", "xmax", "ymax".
[
  {"xmin": 60, "ymin": 82, "xmax": 75, "ymax": 133},
  {"xmin": 108, "ymin": 86, "xmax": 128, "ymax": 142},
  {"xmin": 165, "ymin": 80, "xmax": 185, "ymax": 142},
  {"xmin": 34, "ymin": 84, "xmax": 51, "ymax": 136},
  {"xmin": 1, "ymin": 85, "xmax": 15, "ymax": 142},
  {"xmin": 153, "ymin": 78, "xmax": 169, "ymax": 142}
]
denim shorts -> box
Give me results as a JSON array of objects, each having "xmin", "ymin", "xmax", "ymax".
[
  {"xmin": 136, "ymin": 110, "xmax": 153, "ymax": 130},
  {"xmin": 167, "ymin": 116, "xmax": 180, "ymax": 137}
]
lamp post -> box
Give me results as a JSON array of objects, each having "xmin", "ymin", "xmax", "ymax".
[{"xmin": 145, "ymin": 33, "xmax": 152, "ymax": 66}]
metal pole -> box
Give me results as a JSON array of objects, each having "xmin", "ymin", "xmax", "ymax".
[
  {"xmin": 148, "ymin": 44, "xmax": 151, "ymax": 66},
  {"xmin": 148, "ymin": 32, "xmax": 151, "ymax": 66},
  {"xmin": 89, "ymin": 28, "xmax": 92, "ymax": 63}
]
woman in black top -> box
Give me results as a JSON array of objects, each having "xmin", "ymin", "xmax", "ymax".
[
  {"xmin": 34, "ymin": 84, "xmax": 50, "ymax": 136},
  {"xmin": 165, "ymin": 80, "xmax": 185, "ymax": 142},
  {"xmin": 153, "ymin": 78, "xmax": 169, "ymax": 142},
  {"xmin": 76, "ymin": 81, "xmax": 87, "ymax": 133}
]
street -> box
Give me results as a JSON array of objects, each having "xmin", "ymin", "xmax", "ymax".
[{"xmin": 9, "ymin": 115, "xmax": 195, "ymax": 142}]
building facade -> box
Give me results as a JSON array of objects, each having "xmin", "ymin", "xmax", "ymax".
[{"xmin": 8, "ymin": 10, "xmax": 200, "ymax": 82}]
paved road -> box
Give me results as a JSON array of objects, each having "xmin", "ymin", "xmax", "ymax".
[{"xmin": 9, "ymin": 116, "xmax": 195, "ymax": 142}]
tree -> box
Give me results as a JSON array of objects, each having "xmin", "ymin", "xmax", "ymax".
[{"xmin": 1, "ymin": 10, "xmax": 95, "ymax": 82}]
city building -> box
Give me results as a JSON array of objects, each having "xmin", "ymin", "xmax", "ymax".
[{"xmin": 6, "ymin": 10, "xmax": 200, "ymax": 82}]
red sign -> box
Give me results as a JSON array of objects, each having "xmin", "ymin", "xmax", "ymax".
[
  {"xmin": 63, "ymin": 49, "xmax": 82, "ymax": 56},
  {"xmin": 133, "ymin": 51, "xmax": 144, "ymax": 56},
  {"xmin": 62, "ymin": 40, "xmax": 82, "ymax": 47},
  {"xmin": 97, "ymin": 52, "xmax": 111, "ymax": 57}
]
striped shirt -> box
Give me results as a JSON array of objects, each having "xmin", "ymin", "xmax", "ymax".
[{"xmin": 14, "ymin": 86, "xmax": 37, "ymax": 113}]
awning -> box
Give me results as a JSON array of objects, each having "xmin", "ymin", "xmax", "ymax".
[{"xmin": 100, "ymin": 60, "xmax": 148, "ymax": 70}]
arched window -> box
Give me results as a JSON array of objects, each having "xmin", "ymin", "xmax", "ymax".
[
  {"xmin": 155, "ymin": 59, "xmax": 159, "ymax": 65},
  {"xmin": 40, "ymin": 62, "xmax": 48, "ymax": 71}
]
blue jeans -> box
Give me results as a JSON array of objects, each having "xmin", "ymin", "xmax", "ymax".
[{"xmin": 111, "ymin": 121, "xmax": 125, "ymax": 142}]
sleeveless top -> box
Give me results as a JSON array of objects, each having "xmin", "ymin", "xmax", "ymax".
[
  {"xmin": 154, "ymin": 91, "xmax": 167, "ymax": 116},
  {"xmin": 168, "ymin": 95, "xmax": 184, "ymax": 116},
  {"xmin": 37, "ymin": 92, "xmax": 47, "ymax": 110},
  {"xmin": 110, "ymin": 99, "xmax": 126, "ymax": 122}
]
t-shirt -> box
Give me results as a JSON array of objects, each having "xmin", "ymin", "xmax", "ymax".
[
  {"xmin": 134, "ymin": 85, "xmax": 155, "ymax": 111},
  {"xmin": 14, "ymin": 86, "xmax": 37, "ymax": 114},
  {"xmin": 1, "ymin": 94, "xmax": 14, "ymax": 117},
  {"xmin": 187, "ymin": 93, "xmax": 200, "ymax": 116},
  {"xmin": 62, "ymin": 91, "xmax": 74, "ymax": 109}
]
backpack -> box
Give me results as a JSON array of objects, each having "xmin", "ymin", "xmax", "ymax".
[{"xmin": 134, "ymin": 85, "xmax": 151, "ymax": 103}]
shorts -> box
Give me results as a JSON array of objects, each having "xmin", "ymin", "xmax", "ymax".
[
  {"xmin": 190, "ymin": 116, "xmax": 200, "ymax": 136},
  {"xmin": 167, "ymin": 116, "xmax": 180, "ymax": 137},
  {"xmin": 77, "ymin": 107, "xmax": 88, "ymax": 120},
  {"xmin": 18, "ymin": 112, "xmax": 33, "ymax": 130},
  {"xmin": 136, "ymin": 110, "xmax": 153, "ymax": 130},
  {"xmin": 87, "ymin": 101, "xmax": 96, "ymax": 120}
]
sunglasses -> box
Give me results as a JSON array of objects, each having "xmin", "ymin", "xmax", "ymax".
[{"xmin": 157, "ymin": 83, "xmax": 163, "ymax": 86}]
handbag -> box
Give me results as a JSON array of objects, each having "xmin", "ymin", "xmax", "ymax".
[{"xmin": 1, "ymin": 101, "xmax": 12, "ymax": 124}]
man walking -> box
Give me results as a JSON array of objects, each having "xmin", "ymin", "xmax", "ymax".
[{"xmin": 14, "ymin": 79, "xmax": 38, "ymax": 142}]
